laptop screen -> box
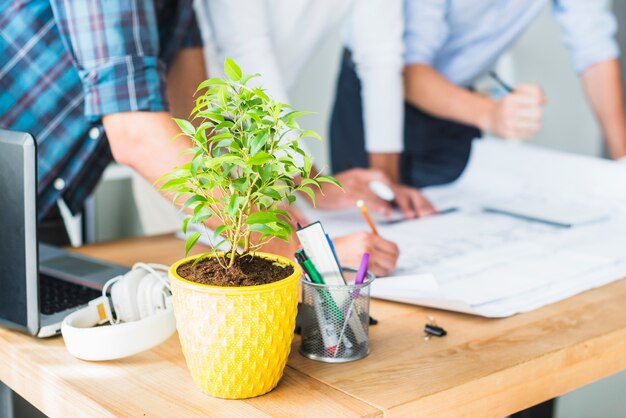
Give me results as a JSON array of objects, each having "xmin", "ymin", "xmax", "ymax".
[{"xmin": 0, "ymin": 130, "xmax": 39, "ymax": 334}]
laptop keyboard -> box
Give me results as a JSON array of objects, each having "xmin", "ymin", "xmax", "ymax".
[{"xmin": 39, "ymin": 273, "xmax": 101, "ymax": 315}]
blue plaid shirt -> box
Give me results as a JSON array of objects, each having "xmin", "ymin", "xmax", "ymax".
[{"xmin": 0, "ymin": 0, "xmax": 202, "ymax": 219}]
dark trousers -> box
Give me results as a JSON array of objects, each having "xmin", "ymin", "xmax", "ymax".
[
  {"xmin": 330, "ymin": 50, "xmax": 478, "ymax": 188},
  {"xmin": 329, "ymin": 50, "xmax": 555, "ymax": 418}
]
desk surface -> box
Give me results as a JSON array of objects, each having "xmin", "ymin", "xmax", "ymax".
[{"xmin": 2, "ymin": 235, "xmax": 626, "ymax": 417}]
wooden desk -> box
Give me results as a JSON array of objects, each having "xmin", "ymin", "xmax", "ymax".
[{"xmin": 2, "ymin": 235, "xmax": 626, "ymax": 417}]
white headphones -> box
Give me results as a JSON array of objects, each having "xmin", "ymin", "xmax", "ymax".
[{"xmin": 61, "ymin": 263, "xmax": 176, "ymax": 361}]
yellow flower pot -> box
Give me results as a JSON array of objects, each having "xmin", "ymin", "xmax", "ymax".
[{"xmin": 169, "ymin": 253, "xmax": 300, "ymax": 399}]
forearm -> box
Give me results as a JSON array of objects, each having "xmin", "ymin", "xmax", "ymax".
[
  {"xmin": 580, "ymin": 59, "xmax": 626, "ymax": 159},
  {"xmin": 369, "ymin": 153, "xmax": 400, "ymax": 183},
  {"xmin": 103, "ymin": 112, "xmax": 223, "ymax": 233},
  {"xmin": 404, "ymin": 64, "xmax": 495, "ymax": 131},
  {"xmin": 167, "ymin": 48, "xmax": 207, "ymax": 119}
]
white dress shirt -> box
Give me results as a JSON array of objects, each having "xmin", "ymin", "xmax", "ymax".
[
  {"xmin": 203, "ymin": 0, "xmax": 405, "ymax": 154},
  {"xmin": 404, "ymin": 0, "xmax": 619, "ymax": 86}
]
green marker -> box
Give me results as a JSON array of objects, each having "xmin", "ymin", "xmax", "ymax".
[{"xmin": 297, "ymin": 249, "xmax": 345, "ymax": 323}]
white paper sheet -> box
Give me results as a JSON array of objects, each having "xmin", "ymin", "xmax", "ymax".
[{"xmin": 301, "ymin": 139, "xmax": 626, "ymax": 317}]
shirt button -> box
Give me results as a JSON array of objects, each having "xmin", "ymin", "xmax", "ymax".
[
  {"xmin": 89, "ymin": 127, "xmax": 100, "ymax": 140},
  {"xmin": 54, "ymin": 178, "xmax": 65, "ymax": 191}
]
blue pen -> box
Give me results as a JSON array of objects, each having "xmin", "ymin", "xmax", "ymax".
[{"xmin": 326, "ymin": 233, "xmax": 344, "ymax": 279}]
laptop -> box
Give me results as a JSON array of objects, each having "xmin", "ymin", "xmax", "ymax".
[{"xmin": 0, "ymin": 129, "xmax": 129, "ymax": 337}]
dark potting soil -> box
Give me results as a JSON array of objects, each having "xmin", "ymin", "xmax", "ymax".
[{"xmin": 177, "ymin": 255, "xmax": 294, "ymax": 287}]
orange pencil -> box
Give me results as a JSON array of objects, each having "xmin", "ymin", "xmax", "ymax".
[{"xmin": 356, "ymin": 200, "xmax": 379, "ymax": 236}]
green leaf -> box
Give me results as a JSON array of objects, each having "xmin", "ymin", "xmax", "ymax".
[
  {"xmin": 215, "ymin": 120, "xmax": 235, "ymax": 130},
  {"xmin": 299, "ymin": 186, "xmax": 315, "ymax": 204},
  {"xmin": 213, "ymin": 224, "xmax": 230, "ymax": 239},
  {"xmin": 299, "ymin": 178, "xmax": 320, "ymax": 188},
  {"xmin": 250, "ymin": 132, "xmax": 268, "ymax": 155},
  {"xmin": 185, "ymin": 232, "xmax": 202, "ymax": 256},
  {"xmin": 159, "ymin": 177, "xmax": 188, "ymax": 191},
  {"xmin": 191, "ymin": 153, "xmax": 203, "ymax": 177},
  {"xmin": 195, "ymin": 77, "xmax": 228, "ymax": 92},
  {"xmin": 281, "ymin": 110, "xmax": 311, "ymax": 124},
  {"xmin": 231, "ymin": 177, "xmax": 249, "ymax": 193},
  {"xmin": 191, "ymin": 207, "xmax": 212, "ymax": 224},
  {"xmin": 258, "ymin": 187, "xmax": 281, "ymax": 200},
  {"xmin": 224, "ymin": 58, "xmax": 242, "ymax": 81},
  {"xmin": 303, "ymin": 155, "xmax": 312, "ymax": 176},
  {"xmin": 182, "ymin": 195, "xmax": 206, "ymax": 211},
  {"xmin": 248, "ymin": 224, "xmax": 276, "ymax": 235},
  {"xmin": 248, "ymin": 151, "xmax": 272, "ymax": 165},
  {"xmin": 182, "ymin": 216, "xmax": 191, "ymax": 234},
  {"xmin": 259, "ymin": 165, "xmax": 272, "ymax": 182},
  {"xmin": 317, "ymin": 175, "xmax": 342, "ymax": 189},
  {"xmin": 240, "ymin": 73, "xmax": 260, "ymax": 85},
  {"xmin": 245, "ymin": 211, "xmax": 278, "ymax": 225},
  {"xmin": 226, "ymin": 194, "xmax": 243, "ymax": 217},
  {"xmin": 300, "ymin": 129, "xmax": 322, "ymax": 141},
  {"xmin": 174, "ymin": 118, "xmax": 195, "ymax": 136}
]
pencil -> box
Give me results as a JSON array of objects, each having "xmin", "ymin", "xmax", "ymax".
[{"xmin": 356, "ymin": 200, "xmax": 379, "ymax": 236}]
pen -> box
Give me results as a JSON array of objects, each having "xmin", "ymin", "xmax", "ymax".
[
  {"xmin": 297, "ymin": 249, "xmax": 348, "ymax": 324},
  {"xmin": 352, "ymin": 252, "xmax": 370, "ymax": 299},
  {"xmin": 336, "ymin": 255, "xmax": 370, "ymax": 358},
  {"xmin": 354, "ymin": 252, "xmax": 369, "ymax": 285},
  {"xmin": 489, "ymin": 71, "xmax": 514, "ymax": 93},
  {"xmin": 296, "ymin": 250, "xmax": 324, "ymax": 284},
  {"xmin": 325, "ymin": 233, "xmax": 344, "ymax": 279},
  {"xmin": 356, "ymin": 199, "xmax": 379, "ymax": 236},
  {"xmin": 297, "ymin": 249, "xmax": 353, "ymax": 355}
]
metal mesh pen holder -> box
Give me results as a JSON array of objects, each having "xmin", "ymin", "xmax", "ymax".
[{"xmin": 299, "ymin": 268, "xmax": 375, "ymax": 363}]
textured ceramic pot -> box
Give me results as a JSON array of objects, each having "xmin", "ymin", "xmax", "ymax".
[{"xmin": 169, "ymin": 253, "xmax": 300, "ymax": 399}]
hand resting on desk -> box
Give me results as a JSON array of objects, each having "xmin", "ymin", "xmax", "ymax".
[{"xmin": 307, "ymin": 168, "xmax": 436, "ymax": 219}]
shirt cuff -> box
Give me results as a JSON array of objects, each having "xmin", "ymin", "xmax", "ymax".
[
  {"xmin": 360, "ymin": 69, "xmax": 405, "ymax": 153},
  {"xmin": 183, "ymin": 11, "xmax": 204, "ymax": 48},
  {"xmin": 572, "ymin": 40, "xmax": 620, "ymax": 73},
  {"xmin": 80, "ymin": 56, "xmax": 169, "ymax": 121}
]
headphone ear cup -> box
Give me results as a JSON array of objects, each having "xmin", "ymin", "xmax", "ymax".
[
  {"xmin": 111, "ymin": 269, "xmax": 146, "ymax": 322},
  {"xmin": 136, "ymin": 275, "xmax": 162, "ymax": 319}
]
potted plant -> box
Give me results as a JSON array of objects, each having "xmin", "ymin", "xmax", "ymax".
[{"xmin": 161, "ymin": 58, "xmax": 338, "ymax": 399}]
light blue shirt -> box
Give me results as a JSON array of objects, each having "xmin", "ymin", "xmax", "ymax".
[{"xmin": 405, "ymin": 0, "xmax": 620, "ymax": 86}]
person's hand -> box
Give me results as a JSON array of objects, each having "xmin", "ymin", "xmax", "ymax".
[
  {"xmin": 309, "ymin": 168, "xmax": 435, "ymax": 219},
  {"xmin": 389, "ymin": 183, "xmax": 437, "ymax": 219},
  {"xmin": 487, "ymin": 84, "xmax": 546, "ymax": 139},
  {"xmin": 332, "ymin": 232, "xmax": 400, "ymax": 277},
  {"xmin": 311, "ymin": 168, "xmax": 392, "ymax": 215}
]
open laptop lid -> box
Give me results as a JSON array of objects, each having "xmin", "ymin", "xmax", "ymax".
[{"xmin": 0, "ymin": 129, "xmax": 39, "ymax": 335}]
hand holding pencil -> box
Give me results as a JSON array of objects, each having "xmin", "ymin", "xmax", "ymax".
[
  {"xmin": 331, "ymin": 233, "xmax": 399, "ymax": 277},
  {"xmin": 329, "ymin": 200, "xmax": 399, "ymax": 277}
]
